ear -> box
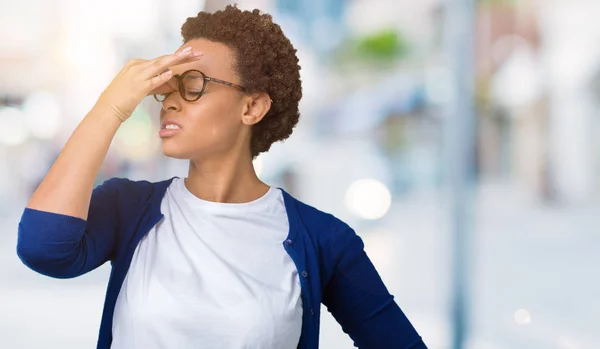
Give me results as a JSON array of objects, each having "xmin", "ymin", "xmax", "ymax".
[{"xmin": 241, "ymin": 93, "xmax": 272, "ymax": 126}]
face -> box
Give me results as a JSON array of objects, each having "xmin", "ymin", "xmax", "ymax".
[{"xmin": 157, "ymin": 39, "xmax": 249, "ymax": 160}]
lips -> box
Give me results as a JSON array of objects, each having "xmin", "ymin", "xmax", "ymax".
[
  {"xmin": 159, "ymin": 120, "xmax": 183, "ymax": 138},
  {"xmin": 161, "ymin": 119, "xmax": 183, "ymax": 129},
  {"xmin": 159, "ymin": 127, "xmax": 182, "ymax": 138}
]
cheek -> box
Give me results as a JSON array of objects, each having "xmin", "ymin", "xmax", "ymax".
[{"xmin": 184, "ymin": 100, "xmax": 243, "ymax": 143}]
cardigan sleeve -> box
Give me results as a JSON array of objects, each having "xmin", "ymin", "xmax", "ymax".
[
  {"xmin": 322, "ymin": 226, "xmax": 427, "ymax": 349},
  {"xmin": 16, "ymin": 178, "xmax": 122, "ymax": 279}
]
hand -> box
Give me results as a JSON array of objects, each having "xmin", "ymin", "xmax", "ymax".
[{"xmin": 98, "ymin": 46, "xmax": 203, "ymax": 122}]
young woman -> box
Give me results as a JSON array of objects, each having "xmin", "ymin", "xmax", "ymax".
[{"xmin": 17, "ymin": 5, "xmax": 426, "ymax": 349}]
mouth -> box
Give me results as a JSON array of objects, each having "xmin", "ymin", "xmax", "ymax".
[{"xmin": 159, "ymin": 123, "xmax": 182, "ymax": 138}]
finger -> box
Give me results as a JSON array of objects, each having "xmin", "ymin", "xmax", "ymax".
[
  {"xmin": 143, "ymin": 49, "xmax": 203, "ymax": 78},
  {"xmin": 143, "ymin": 51, "xmax": 202, "ymax": 78},
  {"xmin": 129, "ymin": 46, "xmax": 189, "ymax": 73},
  {"xmin": 143, "ymin": 48, "xmax": 190, "ymax": 67},
  {"xmin": 125, "ymin": 58, "xmax": 146, "ymax": 67},
  {"xmin": 147, "ymin": 69, "xmax": 174, "ymax": 89},
  {"xmin": 148, "ymin": 78, "xmax": 177, "ymax": 96},
  {"xmin": 167, "ymin": 53, "xmax": 205, "ymax": 67}
]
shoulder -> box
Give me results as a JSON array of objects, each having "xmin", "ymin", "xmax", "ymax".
[
  {"xmin": 284, "ymin": 192, "xmax": 366, "ymax": 284},
  {"xmin": 96, "ymin": 176, "xmax": 178, "ymax": 205},
  {"xmin": 292, "ymin": 197, "xmax": 349, "ymax": 233},
  {"xmin": 283, "ymin": 191, "xmax": 357, "ymax": 248},
  {"xmin": 98, "ymin": 176, "xmax": 176, "ymax": 190}
]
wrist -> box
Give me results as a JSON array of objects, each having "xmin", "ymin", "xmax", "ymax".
[
  {"xmin": 90, "ymin": 101, "xmax": 129, "ymax": 126},
  {"xmin": 94, "ymin": 100, "xmax": 130, "ymax": 123}
]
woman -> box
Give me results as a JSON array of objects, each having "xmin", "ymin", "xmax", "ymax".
[{"xmin": 17, "ymin": 5, "xmax": 426, "ymax": 349}]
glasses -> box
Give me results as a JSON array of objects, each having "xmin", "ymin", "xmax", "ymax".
[{"xmin": 153, "ymin": 69, "xmax": 246, "ymax": 102}]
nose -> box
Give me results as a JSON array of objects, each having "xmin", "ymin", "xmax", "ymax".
[{"xmin": 162, "ymin": 95, "xmax": 181, "ymax": 112}]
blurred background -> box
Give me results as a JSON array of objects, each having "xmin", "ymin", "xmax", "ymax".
[{"xmin": 1, "ymin": 0, "xmax": 599, "ymax": 348}]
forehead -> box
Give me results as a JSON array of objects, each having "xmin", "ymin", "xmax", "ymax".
[{"xmin": 172, "ymin": 38, "xmax": 237, "ymax": 79}]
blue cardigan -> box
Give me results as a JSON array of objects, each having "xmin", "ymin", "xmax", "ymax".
[{"xmin": 16, "ymin": 176, "xmax": 426, "ymax": 349}]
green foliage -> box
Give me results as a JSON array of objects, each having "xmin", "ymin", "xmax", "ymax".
[
  {"xmin": 330, "ymin": 28, "xmax": 411, "ymax": 72},
  {"xmin": 355, "ymin": 29, "xmax": 409, "ymax": 61}
]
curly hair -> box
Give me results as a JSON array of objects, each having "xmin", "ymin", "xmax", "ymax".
[{"xmin": 181, "ymin": 5, "xmax": 302, "ymax": 158}]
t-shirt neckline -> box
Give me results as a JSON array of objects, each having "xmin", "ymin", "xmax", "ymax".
[{"xmin": 175, "ymin": 177, "xmax": 278, "ymax": 212}]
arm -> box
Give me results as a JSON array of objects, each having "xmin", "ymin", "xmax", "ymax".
[
  {"xmin": 16, "ymin": 97, "xmax": 124, "ymax": 278},
  {"xmin": 322, "ymin": 227, "xmax": 427, "ymax": 349},
  {"xmin": 16, "ymin": 46, "xmax": 202, "ymax": 278},
  {"xmin": 17, "ymin": 178, "xmax": 122, "ymax": 278},
  {"xmin": 24, "ymin": 102, "xmax": 123, "ymax": 219}
]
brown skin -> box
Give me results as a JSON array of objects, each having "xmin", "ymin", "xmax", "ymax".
[
  {"xmin": 180, "ymin": 5, "xmax": 303, "ymax": 159},
  {"xmin": 27, "ymin": 5, "xmax": 302, "ymax": 218},
  {"xmin": 26, "ymin": 47, "xmax": 203, "ymax": 219},
  {"xmin": 158, "ymin": 39, "xmax": 272, "ymax": 204}
]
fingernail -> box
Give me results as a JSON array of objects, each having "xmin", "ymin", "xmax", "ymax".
[
  {"xmin": 193, "ymin": 52, "xmax": 203, "ymax": 57},
  {"xmin": 177, "ymin": 47, "xmax": 192, "ymax": 56}
]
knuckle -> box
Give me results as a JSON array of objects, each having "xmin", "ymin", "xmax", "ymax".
[
  {"xmin": 124, "ymin": 59, "xmax": 142, "ymax": 72},
  {"xmin": 148, "ymin": 76, "xmax": 160, "ymax": 85}
]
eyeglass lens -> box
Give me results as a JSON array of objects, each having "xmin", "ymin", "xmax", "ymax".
[{"xmin": 154, "ymin": 71, "xmax": 205, "ymax": 102}]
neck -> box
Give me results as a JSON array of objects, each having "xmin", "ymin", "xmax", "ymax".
[{"xmin": 184, "ymin": 148, "xmax": 269, "ymax": 204}]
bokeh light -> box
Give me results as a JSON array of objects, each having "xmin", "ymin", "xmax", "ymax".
[
  {"xmin": 344, "ymin": 178, "xmax": 392, "ymax": 220},
  {"xmin": 114, "ymin": 106, "xmax": 157, "ymax": 161},
  {"xmin": 0, "ymin": 107, "xmax": 29, "ymax": 146},
  {"xmin": 514, "ymin": 309, "xmax": 532, "ymax": 325},
  {"xmin": 22, "ymin": 92, "xmax": 62, "ymax": 140}
]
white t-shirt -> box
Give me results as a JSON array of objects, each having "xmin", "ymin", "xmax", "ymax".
[{"xmin": 111, "ymin": 177, "xmax": 303, "ymax": 349}]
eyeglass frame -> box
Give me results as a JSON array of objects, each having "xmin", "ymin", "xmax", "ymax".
[{"xmin": 153, "ymin": 69, "xmax": 247, "ymax": 103}]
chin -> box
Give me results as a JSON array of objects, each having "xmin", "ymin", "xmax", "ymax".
[{"xmin": 161, "ymin": 142, "xmax": 190, "ymax": 159}]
